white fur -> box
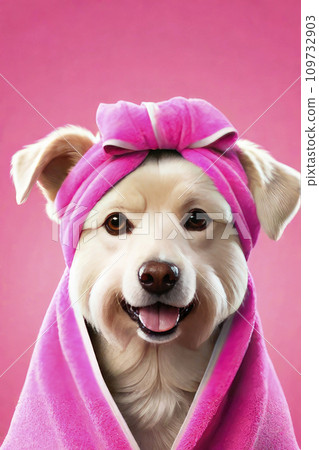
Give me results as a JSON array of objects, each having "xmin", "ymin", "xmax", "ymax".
[{"xmin": 69, "ymin": 153, "xmax": 248, "ymax": 449}]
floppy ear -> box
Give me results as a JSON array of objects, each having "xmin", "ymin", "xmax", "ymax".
[
  {"xmin": 11, "ymin": 126, "xmax": 96, "ymax": 217},
  {"xmin": 237, "ymin": 139, "xmax": 300, "ymax": 240}
]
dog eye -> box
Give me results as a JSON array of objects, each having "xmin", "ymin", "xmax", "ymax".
[
  {"xmin": 184, "ymin": 209, "xmax": 211, "ymax": 231},
  {"xmin": 104, "ymin": 213, "xmax": 133, "ymax": 235}
]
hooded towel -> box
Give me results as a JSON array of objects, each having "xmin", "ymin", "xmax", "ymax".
[{"xmin": 2, "ymin": 98, "xmax": 298, "ymax": 449}]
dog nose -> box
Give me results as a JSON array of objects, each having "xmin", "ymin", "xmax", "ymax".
[{"xmin": 138, "ymin": 261, "xmax": 180, "ymax": 295}]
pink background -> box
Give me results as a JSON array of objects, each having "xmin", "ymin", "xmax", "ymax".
[{"xmin": 0, "ymin": 0, "xmax": 300, "ymax": 445}]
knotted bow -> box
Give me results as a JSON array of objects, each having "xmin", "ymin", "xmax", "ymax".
[{"xmin": 96, "ymin": 97, "xmax": 238, "ymax": 155}]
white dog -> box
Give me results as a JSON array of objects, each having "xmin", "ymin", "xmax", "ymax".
[{"xmin": 11, "ymin": 126, "xmax": 300, "ymax": 449}]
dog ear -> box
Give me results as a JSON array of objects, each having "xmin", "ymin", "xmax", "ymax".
[
  {"xmin": 237, "ymin": 139, "xmax": 300, "ymax": 240},
  {"xmin": 11, "ymin": 126, "xmax": 96, "ymax": 206}
]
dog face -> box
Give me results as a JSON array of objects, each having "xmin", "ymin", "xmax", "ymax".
[
  {"xmin": 11, "ymin": 126, "xmax": 300, "ymax": 352},
  {"xmin": 69, "ymin": 152, "xmax": 247, "ymax": 350}
]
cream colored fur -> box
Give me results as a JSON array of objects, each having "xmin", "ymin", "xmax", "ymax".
[
  {"xmin": 69, "ymin": 156, "xmax": 247, "ymax": 449},
  {"xmin": 11, "ymin": 128, "xmax": 300, "ymax": 450},
  {"xmin": 237, "ymin": 140, "xmax": 300, "ymax": 240},
  {"xmin": 11, "ymin": 126, "xmax": 96, "ymax": 218},
  {"xmin": 89, "ymin": 328, "xmax": 217, "ymax": 449}
]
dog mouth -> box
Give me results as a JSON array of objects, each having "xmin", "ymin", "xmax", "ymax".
[{"xmin": 121, "ymin": 300, "xmax": 194, "ymax": 337}]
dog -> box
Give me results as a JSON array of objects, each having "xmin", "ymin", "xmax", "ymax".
[{"xmin": 11, "ymin": 115, "xmax": 300, "ymax": 449}]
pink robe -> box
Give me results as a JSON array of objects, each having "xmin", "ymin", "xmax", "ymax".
[{"xmin": 3, "ymin": 98, "xmax": 298, "ymax": 449}]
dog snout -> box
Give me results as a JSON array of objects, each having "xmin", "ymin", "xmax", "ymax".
[{"xmin": 138, "ymin": 261, "xmax": 180, "ymax": 295}]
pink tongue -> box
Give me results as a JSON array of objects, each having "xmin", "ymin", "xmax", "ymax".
[{"xmin": 139, "ymin": 303, "xmax": 180, "ymax": 332}]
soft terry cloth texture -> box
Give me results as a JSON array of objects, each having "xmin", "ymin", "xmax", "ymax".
[{"xmin": 3, "ymin": 98, "xmax": 298, "ymax": 449}]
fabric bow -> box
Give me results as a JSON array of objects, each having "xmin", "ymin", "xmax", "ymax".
[{"xmin": 96, "ymin": 97, "xmax": 238, "ymax": 155}]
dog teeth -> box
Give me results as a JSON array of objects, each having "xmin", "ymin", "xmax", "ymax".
[{"xmin": 121, "ymin": 299, "xmax": 195, "ymax": 337}]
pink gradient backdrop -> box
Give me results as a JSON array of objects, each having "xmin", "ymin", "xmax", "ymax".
[{"xmin": 0, "ymin": 0, "xmax": 300, "ymax": 445}]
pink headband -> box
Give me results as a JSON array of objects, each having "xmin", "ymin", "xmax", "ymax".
[{"xmin": 55, "ymin": 97, "xmax": 260, "ymax": 266}]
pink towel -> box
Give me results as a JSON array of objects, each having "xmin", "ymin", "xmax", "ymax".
[{"xmin": 3, "ymin": 98, "xmax": 298, "ymax": 449}]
